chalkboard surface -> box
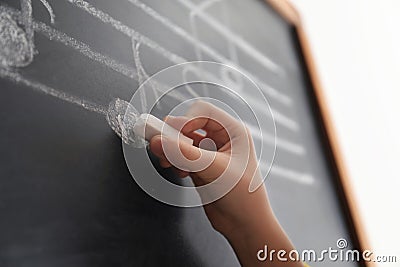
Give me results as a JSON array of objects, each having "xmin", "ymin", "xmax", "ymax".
[{"xmin": 0, "ymin": 0, "xmax": 358, "ymax": 266}]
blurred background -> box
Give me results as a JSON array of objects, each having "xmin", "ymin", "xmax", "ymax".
[{"xmin": 291, "ymin": 0, "xmax": 400, "ymax": 261}]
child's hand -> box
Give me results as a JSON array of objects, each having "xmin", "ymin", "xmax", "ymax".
[
  {"xmin": 150, "ymin": 101, "xmax": 268, "ymax": 234},
  {"xmin": 150, "ymin": 101, "xmax": 303, "ymax": 267}
]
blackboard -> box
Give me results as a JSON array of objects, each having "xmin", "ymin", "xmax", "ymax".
[{"xmin": 0, "ymin": 0, "xmax": 368, "ymax": 266}]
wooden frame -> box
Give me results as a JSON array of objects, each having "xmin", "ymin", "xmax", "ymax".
[{"xmin": 265, "ymin": 0, "xmax": 373, "ymax": 266}]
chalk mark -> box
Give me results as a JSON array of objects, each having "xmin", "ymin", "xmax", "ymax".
[
  {"xmin": 177, "ymin": 0, "xmax": 284, "ymax": 75},
  {"xmin": 246, "ymin": 123, "xmax": 304, "ymax": 155},
  {"xmin": 0, "ymin": 4, "xmax": 303, "ymax": 154},
  {"xmin": 262, "ymin": 163, "xmax": 314, "ymax": 185},
  {"xmin": 38, "ymin": 0, "xmax": 55, "ymax": 24},
  {"xmin": 128, "ymin": 0, "xmax": 292, "ymax": 106},
  {"xmin": 188, "ymin": 0, "xmax": 220, "ymax": 62},
  {"xmin": 130, "ymin": 0, "xmax": 297, "ymax": 131},
  {"xmin": 132, "ymin": 40, "xmax": 149, "ymax": 111},
  {"xmin": 18, "ymin": 0, "xmax": 55, "ymax": 67},
  {"xmin": 0, "ymin": 68, "xmax": 107, "ymax": 114},
  {"xmin": 1, "ymin": 5, "xmax": 191, "ymax": 104},
  {"xmin": 0, "ymin": 11, "xmax": 33, "ymax": 67}
]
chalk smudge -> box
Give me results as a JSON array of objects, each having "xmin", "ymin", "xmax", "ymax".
[
  {"xmin": 0, "ymin": 11, "xmax": 33, "ymax": 67},
  {"xmin": 0, "ymin": 0, "xmax": 55, "ymax": 68},
  {"xmin": 106, "ymin": 98, "xmax": 146, "ymax": 147}
]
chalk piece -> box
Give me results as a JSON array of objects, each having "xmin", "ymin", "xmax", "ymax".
[{"xmin": 133, "ymin": 114, "xmax": 193, "ymax": 145}]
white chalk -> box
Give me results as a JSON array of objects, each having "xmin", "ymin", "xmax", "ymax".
[{"xmin": 133, "ymin": 114, "xmax": 193, "ymax": 145}]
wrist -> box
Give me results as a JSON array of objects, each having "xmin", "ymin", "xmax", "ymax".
[{"xmin": 223, "ymin": 211, "xmax": 278, "ymax": 242}]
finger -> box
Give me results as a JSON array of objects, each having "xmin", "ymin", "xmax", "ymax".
[
  {"xmin": 181, "ymin": 117, "xmax": 225, "ymax": 135},
  {"xmin": 162, "ymin": 136, "xmax": 227, "ymax": 180},
  {"xmin": 182, "ymin": 101, "xmax": 245, "ymax": 145},
  {"xmin": 149, "ymin": 135, "xmax": 164, "ymax": 158},
  {"xmin": 167, "ymin": 116, "xmax": 227, "ymax": 150},
  {"xmin": 152, "ymin": 133, "xmax": 206, "ymax": 162},
  {"xmin": 166, "ymin": 115, "xmax": 229, "ymax": 147},
  {"xmin": 159, "ymin": 158, "xmax": 172, "ymax": 168},
  {"xmin": 163, "ymin": 116, "xmax": 190, "ymax": 131},
  {"xmin": 184, "ymin": 119, "xmax": 230, "ymax": 148},
  {"xmin": 190, "ymin": 173, "xmax": 207, "ymax": 186},
  {"xmin": 173, "ymin": 168, "xmax": 190, "ymax": 178},
  {"xmin": 185, "ymin": 101, "xmax": 241, "ymax": 134},
  {"xmin": 184, "ymin": 131, "xmax": 206, "ymax": 147},
  {"xmin": 164, "ymin": 116, "xmax": 206, "ymax": 146},
  {"xmin": 151, "ymin": 133, "xmax": 227, "ymax": 183}
]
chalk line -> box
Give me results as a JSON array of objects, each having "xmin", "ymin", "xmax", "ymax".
[
  {"xmin": 1, "ymin": 4, "xmax": 300, "ymax": 148},
  {"xmin": 65, "ymin": 0, "xmax": 233, "ymax": 102},
  {"xmin": 126, "ymin": 0, "xmax": 297, "ymax": 132},
  {"xmin": 128, "ymin": 0, "xmax": 292, "ymax": 106},
  {"xmin": 33, "ymin": 13, "xmax": 187, "ymax": 103},
  {"xmin": 19, "ymin": 0, "xmax": 34, "ymax": 67},
  {"xmin": 271, "ymin": 108, "xmax": 299, "ymax": 131},
  {"xmin": 35, "ymin": 20, "xmax": 138, "ymax": 80},
  {"xmin": 0, "ymin": 66, "xmax": 311, "ymax": 185},
  {"xmin": 38, "ymin": 0, "xmax": 55, "ymax": 24},
  {"xmin": 1, "ymin": 4, "xmax": 137, "ymax": 79},
  {"xmin": 240, "ymin": 90, "xmax": 299, "ymax": 131},
  {"xmin": 127, "ymin": 0, "xmax": 298, "ymax": 131},
  {"xmin": 132, "ymin": 40, "xmax": 149, "ymax": 111},
  {"xmin": 264, "ymin": 163, "xmax": 314, "ymax": 185},
  {"xmin": 132, "ymin": 41, "xmax": 146, "ymax": 85},
  {"xmin": 65, "ymin": 0, "xmax": 186, "ymax": 64},
  {"xmin": 65, "ymin": 0, "xmax": 200, "ymax": 102},
  {"xmin": 67, "ymin": 0, "xmax": 292, "ymax": 108},
  {"xmin": 0, "ymin": 5, "xmax": 191, "ymax": 105},
  {"xmin": 0, "ymin": 68, "xmax": 107, "ymax": 115},
  {"xmin": 220, "ymin": 0, "xmax": 242, "ymax": 84},
  {"xmin": 177, "ymin": 0, "xmax": 284, "ymax": 75},
  {"xmin": 20, "ymin": 0, "xmax": 33, "ymax": 44},
  {"xmin": 131, "ymin": 40, "xmax": 195, "ymax": 109},
  {"xmin": 188, "ymin": 0, "xmax": 222, "ymax": 62},
  {"xmin": 246, "ymin": 123, "xmax": 305, "ymax": 155},
  {"xmin": 0, "ymin": 66, "xmax": 310, "ymax": 185}
]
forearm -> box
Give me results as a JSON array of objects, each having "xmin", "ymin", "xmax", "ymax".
[
  {"xmin": 150, "ymin": 107, "xmax": 305, "ymax": 266},
  {"xmin": 225, "ymin": 215, "xmax": 304, "ymax": 267}
]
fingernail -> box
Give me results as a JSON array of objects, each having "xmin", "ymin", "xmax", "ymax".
[{"xmin": 164, "ymin": 115, "xmax": 176, "ymax": 121}]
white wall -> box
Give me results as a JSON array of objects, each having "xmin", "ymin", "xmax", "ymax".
[{"xmin": 290, "ymin": 0, "xmax": 400, "ymax": 262}]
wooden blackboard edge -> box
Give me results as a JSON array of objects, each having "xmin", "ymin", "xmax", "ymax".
[
  {"xmin": 265, "ymin": 1, "xmax": 374, "ymax": 266},
  {"xmin": 296, "ymin": 26, "xmax": 374, "ymax": 265},
  {"xmin": 267, "ymin": 0, "xmax": 301, "ymax": 25}
]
